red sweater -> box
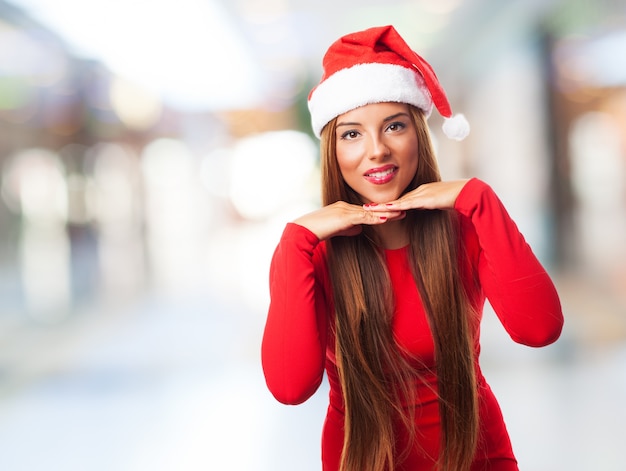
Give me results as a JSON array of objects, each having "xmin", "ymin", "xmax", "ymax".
[{"xmin": 262, "ymin": 178, "xmax": 563, "ymax": 470}]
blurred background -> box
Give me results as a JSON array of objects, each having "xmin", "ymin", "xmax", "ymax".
[{"xmin": 0, "ymin": 0, "xmax": 624, "ymax": 469}]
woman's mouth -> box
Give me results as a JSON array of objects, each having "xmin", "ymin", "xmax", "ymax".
[{"xmin": 364, "ymin": 165, "xmax": 397, "ymax": 184}]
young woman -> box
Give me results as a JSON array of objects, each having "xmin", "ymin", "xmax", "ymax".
[{"xmin": 261, "ymin": 25, "xmax": 563, "ymax": 471}]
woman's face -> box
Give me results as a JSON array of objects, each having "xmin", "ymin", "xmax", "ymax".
[{"xmin": 335, "ymin": 102, "xmax": 419, "ymax": 204}]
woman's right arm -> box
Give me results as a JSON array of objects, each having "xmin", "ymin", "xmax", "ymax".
[
  {"xmin": 261, "ymin": 223, "xmax": 328, "ymax": 405},
  {"xmin": 262, "ymin": 204, "xmax": 404, "ymax": 404}
]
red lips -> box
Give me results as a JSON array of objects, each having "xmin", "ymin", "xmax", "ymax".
[{"xmin": 363, "ymin": 164, "xmax": 397, "ymax": 184}]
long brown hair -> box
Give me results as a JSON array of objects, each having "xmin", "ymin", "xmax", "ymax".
[{"xmin": 320, "ymin": 106, "xmax": 478, "ymax": 471}]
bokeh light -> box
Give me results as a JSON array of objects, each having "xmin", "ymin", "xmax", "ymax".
[
  {"xmin": 229, "ymin": 130, "xmax": 318, "ymax": 221},
  {"xmin": 109, "ymin": 77, "xmax": 163, "ymax": 131}
]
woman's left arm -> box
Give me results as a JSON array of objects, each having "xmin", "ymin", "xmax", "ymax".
[
  {"xmin": 370, "ymin": 178, "xmax": 564, "ymax": 347},
  {"xmin": 452, "ymin": 178, "xmax": 563, "ymax": 346}
]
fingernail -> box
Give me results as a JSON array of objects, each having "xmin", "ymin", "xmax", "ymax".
[
  {"xmin": 385, "ymin": 203, "xmax": 393, "ymax": 207},
  {"xmin": 379, "ymin": 216, "xmax": 387, "ymax": 221}
]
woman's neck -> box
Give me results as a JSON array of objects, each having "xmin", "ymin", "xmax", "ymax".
[{"xmin": 373, "ymin": 219, "xmax": 409, "ymax": 250}]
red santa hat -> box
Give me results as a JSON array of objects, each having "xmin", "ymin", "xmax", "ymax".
[{"xmin": 307, "ymin": 25, "xmax": 469, "ymax": 140}]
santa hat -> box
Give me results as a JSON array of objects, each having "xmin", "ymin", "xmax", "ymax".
[{"xmin": 307, "ymin": 25, "xmax": 469, "ymax": 140}]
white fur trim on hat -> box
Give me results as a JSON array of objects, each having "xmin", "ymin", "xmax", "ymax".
[{"xmin": 308, "ymin": 62, "xmax": 433, "ymax": 138}]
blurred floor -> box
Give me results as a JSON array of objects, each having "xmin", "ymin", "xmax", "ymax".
[{"xmin": 0, "ymin": 274, "xmax": 624, "ymax": 471}]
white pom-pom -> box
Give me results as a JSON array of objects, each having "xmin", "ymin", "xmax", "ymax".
[{"xmin": 442, "ymin": 114, "xmax": 470, "ymax": 141}]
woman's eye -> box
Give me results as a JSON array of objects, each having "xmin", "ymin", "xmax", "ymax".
[
  {"xmin": 340, "ymin": 130, "xmax": 359, "ymax": 140},
  {"xmin": 387, "ymin": 122, "xmax": 406, "ymax": 132}
]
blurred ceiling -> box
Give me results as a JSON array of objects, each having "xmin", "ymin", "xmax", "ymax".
[
  {"xmin": 3, "ymin": 0, "xmax": 620, "ymax": 112},
  {"xmin": 1, "ymin": 0, "xmax": 496, "ymax": 108}
]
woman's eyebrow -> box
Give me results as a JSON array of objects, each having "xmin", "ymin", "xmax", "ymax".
[
  {"xmin": 384, "ymin": 112, "xmax": 410, "ymax": 122},
  {"xmin": 336, "ymin": 121, "xmax": 360, "ymax": 128},
  {"xmin": 337, "ymin": 112, "xmax": 410, "ymax": 128}
]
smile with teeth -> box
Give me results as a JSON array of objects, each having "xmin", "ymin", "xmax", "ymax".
[
  {"xmin": 366, "ymin": 167, "xmax": 395, "ymax": 178},
  {"xmin": 364, "ymin": 165, "xmax": 397, "ymax": 184}
]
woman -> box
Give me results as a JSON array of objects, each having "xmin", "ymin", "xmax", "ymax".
[{"xmin": 261, "ymin": 25, "xmax": 563, "ymax": 471}]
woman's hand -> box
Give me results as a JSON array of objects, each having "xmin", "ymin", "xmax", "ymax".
[
  {"xmin": 365, "ymin": 180, "xmax": 469, "ymax": 212},
  {"xmin": 293, "ymin": 201, "xmax": 405, "ymax": 240}
]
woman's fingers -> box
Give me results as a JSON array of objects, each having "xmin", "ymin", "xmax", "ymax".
[
  {"xmin": 364, "ymin": 180, "xmax": 469, "ymax": 211},
  {"xmin": 292, "ymin": 181, "xmax": 468, "ymax": 240},
  {"xmin": 357, "ymin": 206, "xmax": 405, "ymax": 224},
  {"xmin": 293, "ymin": 202, "xmax": 404, "ymax": 240}
]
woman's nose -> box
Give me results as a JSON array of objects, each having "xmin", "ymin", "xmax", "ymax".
[{"xmin": 368, "ymin": 135, "xmax": 390, "ymax": 160}]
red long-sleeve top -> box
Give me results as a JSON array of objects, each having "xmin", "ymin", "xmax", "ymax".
[{"xmin": 261, "ymin": 178, "xmax": 563, "ymax": 470}]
